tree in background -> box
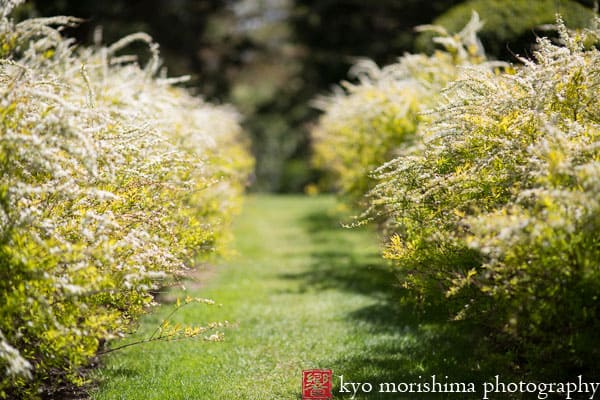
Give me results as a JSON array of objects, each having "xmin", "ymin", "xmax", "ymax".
[
  {"xmin": 416, "ymin": 0, "xmax": 597, "ymax": 59},
  {"xmin": 25, "ymin": 0, "xmax": 234, "ymax": 95}
]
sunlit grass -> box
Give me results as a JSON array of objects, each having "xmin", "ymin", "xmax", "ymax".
[{"xmin": 90, "ymin": 195, "xmax": 506, "ymax": 399}]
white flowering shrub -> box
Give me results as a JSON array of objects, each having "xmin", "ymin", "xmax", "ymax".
[
  {"xmin": 368, "ymin": 18, "xmax": 600, "ymax": 374},
  {"xmin": 311, "ymin": 13, "xmax": 487, "ymax": 202},
  {"xmin": 314, "ymin": 8, "xmax": 600, "ymax": 373},
  {"xmin": 0, "ymin": 2, "xmax": 252, "ymax": 397}
]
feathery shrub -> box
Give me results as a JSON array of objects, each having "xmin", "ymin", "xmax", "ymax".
[
  {"xmin": 312, "ymin": 13, "xmax": 488, "ymax": 203},
  {"xmin": 370, "ymin": 20, "xmax": 600, "ymax": 374},
  {"xmin": 314, "ymin": 12, "xmax": 600, "ymax": 375},
  {"xmin": 0, "ymin": 1, "xmax": 252, "ymax": 397}
]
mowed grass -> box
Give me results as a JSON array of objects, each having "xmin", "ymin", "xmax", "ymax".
[{"xmin": 90, "ymin": 195, "xmax": 503, "ymax": 400}]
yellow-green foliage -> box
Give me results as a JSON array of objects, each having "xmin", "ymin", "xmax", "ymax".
[
  {"xmin": 370, "ymin": 18, "xmax": 600, "ymax": 374},
  {"xmin": 315, "ymin": 8, "xmax": 600, "ymax": 373},
  {"xmin": 312, "ymin": 14, "xmax": 487, "ymax": 202},
  {"xmin": 0, "ymin": 4, "xmax": 252, "ymax": 398}
]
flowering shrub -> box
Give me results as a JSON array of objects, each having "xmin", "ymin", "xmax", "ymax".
[
  {"xmin": 0, "ymin": 2, "xmax": 252, "ymax": 397},
  {"xmin": 369, "ymin": 19, "xmax": 600, "ymax": 373},
  {"xmin": 311, "ymin": 13, "xmax": 487, "ymax": 203},
  {"xmin": 314, "ymin": 11, "xmax": 600, "ymax": 374}
]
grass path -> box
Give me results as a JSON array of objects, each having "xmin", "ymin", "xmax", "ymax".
[{"xmin": 91, "ymin": 195, "xmax": 493, "ymax": 400}]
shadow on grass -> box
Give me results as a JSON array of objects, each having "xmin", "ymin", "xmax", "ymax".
[{"xmin": 283, "ymin": 208, "xmax": 515, "ymax": 399}]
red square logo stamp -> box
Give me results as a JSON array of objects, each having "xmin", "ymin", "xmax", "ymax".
[{"xmin": 302, "ymin": 369, "xmax": 333, "ymax": 400}]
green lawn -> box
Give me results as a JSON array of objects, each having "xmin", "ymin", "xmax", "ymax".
[{"xmin": 90, "ymin": 195, "xmax": 502, "ymax": 400}]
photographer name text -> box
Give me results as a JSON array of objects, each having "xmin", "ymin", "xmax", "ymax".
[{"xmin": 338, "ymin": 374, "xmax": 600, "ymax": 399}]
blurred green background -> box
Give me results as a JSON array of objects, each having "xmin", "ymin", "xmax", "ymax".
[{"xmin": 17, "ymin": 0, "xmax": 597, "ymax": 192}]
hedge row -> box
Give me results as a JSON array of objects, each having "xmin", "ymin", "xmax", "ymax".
[
  {"xmin": 0, "ymin": 4, "xmax": 252, "ymax": 398},
  {"xmin": 313, "ymin": 14, "xmax": 600, "ymax": 376}
]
